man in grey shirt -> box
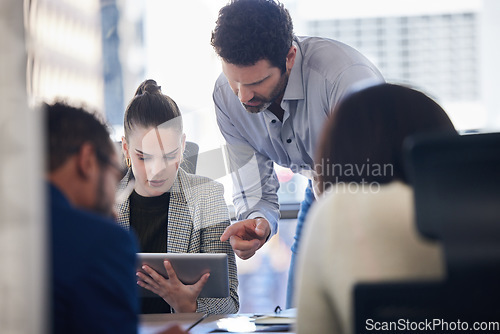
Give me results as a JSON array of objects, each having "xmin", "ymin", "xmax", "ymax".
[{"xmin": 211, "ymin": 0, "xmax": 384, "ymax": 307}]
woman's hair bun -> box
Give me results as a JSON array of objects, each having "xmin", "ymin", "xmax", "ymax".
[{"xmin": 135, "ymin": 79, "xmax": 161, "ymax": 96}]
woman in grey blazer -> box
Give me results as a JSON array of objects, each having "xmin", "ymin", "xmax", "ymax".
[{"xmin": 115, "ymin": 79, "xmax": 238, "ymax": 315}]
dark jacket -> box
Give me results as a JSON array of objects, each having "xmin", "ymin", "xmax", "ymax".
[{"xmin": 50, "ymin": 183, "xmax": 139, "ymax": 334}]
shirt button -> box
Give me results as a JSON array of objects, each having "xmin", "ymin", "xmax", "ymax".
[
  {"xmin": 286, "ymin": 139, "xmax": 292, "ymax": 143},
  {"xmin": 271, "ymin": 119, "xmax": 277, "ymax": 124}
]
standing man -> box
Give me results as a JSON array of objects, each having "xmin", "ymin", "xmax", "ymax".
[{"xmin": 211, "ymin": 0, "xmax": 384, "ymax": 307}]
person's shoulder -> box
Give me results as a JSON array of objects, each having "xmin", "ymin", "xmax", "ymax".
[
  {"xmin": 312, "ymin": 180, "xmax": 412, "ymax": 224},
  {"xmin": 305, "ymin": 182, "xmax": 410, "ymax": 247},
  {"xmin": 177, "ymin": 169, "xmax": 228, "ymax": 222},
  {"xmin": 297, "ymin": 35, "xmax": 378, "ymax": 77},
  {"xmin": 319, "ymin": 180, "xmax": 411, "ymax": 202},
  {"xmin": 51, "ymin": 205, "xmax": 137, "ymax": 276},
  {"xmin": 213, "ymin": 72, "xmax": 238, "ymax": 116},
  {"xmin": 214, "ymin": 72, "xmax": 230, "ymax": 93},
  {"xmin": 179, "ymin": 168, "xmax": 224, "ymax": 195},
  {"xmin": 55, "ymin": 203, "xmax": 133, "ymax": 243},
  {"xmin": 298, "ymin": 35, "xmax": 365, "ymax": 60}
]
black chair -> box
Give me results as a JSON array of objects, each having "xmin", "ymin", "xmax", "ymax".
[
  {"xmin": 181, "ymin": 141, "xmax": 199, "ymax": 174},
  {"xmin": 354, "ymin": 132, "xmax": 500, "ymax": 333}
]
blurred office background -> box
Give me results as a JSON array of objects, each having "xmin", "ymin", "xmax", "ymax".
[{"xmin": 2, "ymin": 0, "xmax": 500, "ymax": 332}]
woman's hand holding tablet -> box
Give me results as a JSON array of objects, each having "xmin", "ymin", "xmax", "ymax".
[
  {"xmin": 136, "ymin": 253, "xmax": 230, "ymax": 312},
  {"xmin": 137, "ymin": 260, "xmax": 209, "ymax": 313}
]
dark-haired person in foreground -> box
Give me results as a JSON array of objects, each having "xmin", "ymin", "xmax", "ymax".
[
  {"xmin": 211, "ymin": 0, "xmax": 384, "ymax": 307},
  {"xmin": 295, "ymin": 84, "xmax": 457, "ymax": 334},
  {"xmin": 47, "ymin": 102, "xmax": 187, "ymax": 334}
]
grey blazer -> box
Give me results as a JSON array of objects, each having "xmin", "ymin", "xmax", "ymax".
[{"xmin": 116, "ymin": 167, "xmax": 239, "ymax": 314}]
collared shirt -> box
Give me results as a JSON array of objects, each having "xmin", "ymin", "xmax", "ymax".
[{"xmin": 213, "ymin": 36, "xmax": 384, "ymax": 236}]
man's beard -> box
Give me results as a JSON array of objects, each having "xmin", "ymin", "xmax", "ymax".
[
  {"xmin": 242, "ymin": 71, "xmax": 289, "ymax": 114},
  {"xmin": 93, "ymin": 170, "xmax": 114, "ymax": 218}
]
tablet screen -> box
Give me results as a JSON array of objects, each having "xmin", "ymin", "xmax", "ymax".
[{"xmin": 136, "ymin": 253, "xmax": 229, "ymax": 298}]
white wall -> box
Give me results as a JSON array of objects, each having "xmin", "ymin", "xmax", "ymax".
[
  {"xmin": 480, "ymin": 0, "xmax": 500, "ymax": 131},
  {"xmin": 0, "ymin": 1, "xmax": 46, "ymax": 333}
]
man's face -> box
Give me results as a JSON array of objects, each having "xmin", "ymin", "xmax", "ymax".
[
  {"xmin": 222, "ymin": 59, "xmax": 289, "ymax": 113},
  {"xmin": 94, "ymin": 151, "xmax": 122, "ymax": 217}
]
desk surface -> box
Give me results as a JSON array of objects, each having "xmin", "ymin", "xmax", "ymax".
[{"xmin": 140, "ymin": 313, "xmax": 295, "ymax": 334}]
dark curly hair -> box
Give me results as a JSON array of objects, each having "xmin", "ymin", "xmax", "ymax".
[
  {"xmin": 45, "ymin": 102, "xmax": 114, "ymax": 172},
  {"xmin": 211, "ymin": 0, "xmax": 294, "ymax": 73}
]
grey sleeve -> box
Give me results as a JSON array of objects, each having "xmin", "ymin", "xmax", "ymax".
[{"xmin": 213, "ymin": 89, "xmax": 280, "ymax": 236}]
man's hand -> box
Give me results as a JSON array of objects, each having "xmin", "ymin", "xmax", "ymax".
[{"xmin": 220, "ymin": 218, "xmax": 271, "ymax": 260}]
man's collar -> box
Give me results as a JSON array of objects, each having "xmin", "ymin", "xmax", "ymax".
[{"xmin": 282, "ymin": 38, "xmax": 304, "ymax": 101}]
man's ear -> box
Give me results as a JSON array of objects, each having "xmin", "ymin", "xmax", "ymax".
[
  {"xmin": 285, "ymin": 45, "xmax": 297, "ymax": 73},
  {"xmin": 75, "ymin": 143, "xmax": 98, "ymax": 180}
]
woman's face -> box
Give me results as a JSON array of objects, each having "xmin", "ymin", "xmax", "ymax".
[{"xmin": 123, "ymin": 126, "xmax": 185, "ymax": 197}]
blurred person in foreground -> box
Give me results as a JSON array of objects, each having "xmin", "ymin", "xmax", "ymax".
[
  {"xmin": 211, "ymin": 0, "xmax": 384, "ymax": 307},
  {"xmin": 294, "ymin": 84, "xmax": 457, "ymax": 334},
  {"xmin": 46, "ymin": 102, "xmax": 187, "ymax": 334}
]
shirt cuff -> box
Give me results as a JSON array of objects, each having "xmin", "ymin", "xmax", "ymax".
[{"xmin": 247, "ymin": 212, "xmax": 275, "ymax": 241}]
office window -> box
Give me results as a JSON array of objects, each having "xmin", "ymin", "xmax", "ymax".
[{"xmin": 306, "ymin": 7, "xmax": 488, "ymax": 130}]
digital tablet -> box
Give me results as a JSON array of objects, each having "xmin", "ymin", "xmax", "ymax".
[{"xmin": 136, "ymin": 253, "xmax": 229, "ymax": 298}]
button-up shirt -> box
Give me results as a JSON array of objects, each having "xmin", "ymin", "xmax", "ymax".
[{"xmin": 213, "ymin": 36, "xmax": 384, "ymax": 236}]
